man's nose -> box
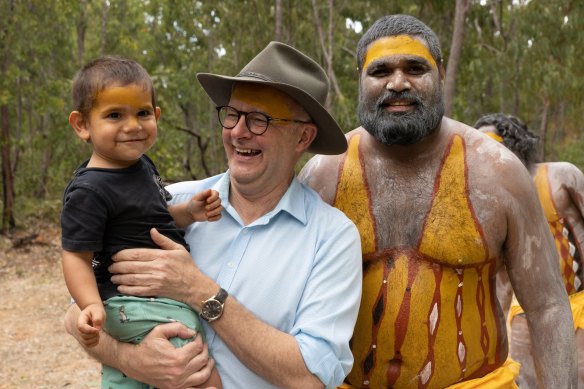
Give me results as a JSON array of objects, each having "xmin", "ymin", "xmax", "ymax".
[
  {"xmin": 386, "ymin": 71, "xmax": 411, "ymax": 92},
  {"xmin": 229, "ymin": 114, "xmax": 252, "ymax": 137}
]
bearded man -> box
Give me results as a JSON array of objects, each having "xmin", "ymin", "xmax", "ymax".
[{"xmin": 300, "ymin": 14, "xmax": 576, "ymax": 388}]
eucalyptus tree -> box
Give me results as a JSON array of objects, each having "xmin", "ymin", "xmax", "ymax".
[
  {"xmin": 459, "ymin": 0, "xmax": 583, "ymax": 166},
  {"xmin": 0, "ymin": 0, "xmax": 78, "ymax": 231}
]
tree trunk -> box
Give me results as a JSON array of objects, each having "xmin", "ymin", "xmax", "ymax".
[
  {"xmin": 443, "ymin": 0, "xmax": 470, "ymax": 118},
  {"xmin": 35, "ymin": 115, "xmax": 52, "ymax": 199},
  {"xmin": 274, "ymin": 0, "xmax": 282, "ymax": 42},
  {"xmin": 76, "ymin": 0, "xmax": 87, "ymax": 64},
  {"xmin": 35, "ymin": 147, "xmax": 52, "ymax": 200},
  {"xmin": 100, "ymin": 0, "xmax": 108, "ymax": 55},
  {"xmin": 0, "ymin": 0, "xmax": 15, "ymax": 232},
  {"xmin": 538, "ymin": 96, "xmax": 550, "ymax": 161},
  {"xmin": 206, "ymin": 31, "xmax": 221, "ymax": 174},
  {"xmin": 1, "ymin": 104, "xmax": 16, "ymax": 232},
  {"xmin": 310, "ymin": 0, "xmax": 342, "ymax": 110},
  {"xmin": 554, "ymin": 100, "xmax": 566, "ymax": 145},
  {"xmin": 174, "ymin": 119, "xmax": 211, "ymax": 179}
]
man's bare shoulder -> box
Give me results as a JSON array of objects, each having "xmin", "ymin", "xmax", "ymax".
[
  {"xmin": 544, "ymin": 161, "xmax": 584, "ymax": 178},
  {"xmin": 299, "ymin": 127, "xmax": 364, "ymax": 203},
  {"xmin": 444, "ymin": 117, "xmax": 524, "ymax": 171},
  {"xmin": 543, "ymin": 161, "xmax": 584, "ymax": 199},
  {"xmin": 443, "ymin": 118, "xmax": 536, "ymax": 212}
]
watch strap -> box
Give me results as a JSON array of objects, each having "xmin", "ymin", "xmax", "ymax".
[{"xmin": 214, "ymin": 287, "xmax": 228, "ymax": 304}]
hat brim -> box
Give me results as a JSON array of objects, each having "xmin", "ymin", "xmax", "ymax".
[{"xmin": 197, "ymin": 73, "xmax": 347, "ymax": 155}]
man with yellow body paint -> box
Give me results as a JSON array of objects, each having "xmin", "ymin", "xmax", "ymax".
[
  {"xmin": 475, "ymin": 113, "xmax": 584, "ymax": 388},
  {"xmin": 300, "ymin": 14, "xmax": 576, "ymax": 388}
]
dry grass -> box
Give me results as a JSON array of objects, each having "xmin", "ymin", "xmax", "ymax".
[{"xmin": 0, "ymin": 218, "xmax": 100, "ymax": 388}]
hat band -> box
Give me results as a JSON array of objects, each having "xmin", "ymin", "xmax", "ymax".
[{"xmin": 237, "ymin": 71, "xmax": 274, "ymax": 82}]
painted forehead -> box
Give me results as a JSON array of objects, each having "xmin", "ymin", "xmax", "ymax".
[
  {"xmin": 94, "ymin": 84, "xmax": 153, "ymax": 108},
  {"xmin": 363, "ymin": 35, "xmax": 437, "ymax": 70},
  {"xmin": 231, "ymin": 83, "xmax": 293, "ymax": 118}
]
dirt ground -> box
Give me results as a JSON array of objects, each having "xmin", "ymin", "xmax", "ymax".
[{"xmin": 0, "ymin": 218, "xmax": 101, "ymax": 388}]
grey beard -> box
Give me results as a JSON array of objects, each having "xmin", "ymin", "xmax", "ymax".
[{"xmin": 358, "ymin": 90, "xmax": 444, "ymax": 146}]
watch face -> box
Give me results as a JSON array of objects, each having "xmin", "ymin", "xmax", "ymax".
[{"xmin": 202, "ymin": 300, "xmax": 222, "ymax": 320}]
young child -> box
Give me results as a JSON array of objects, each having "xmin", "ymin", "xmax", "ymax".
[{"xmin": 61, "ymin": 55, "xmax": 222, "ymax": 388}]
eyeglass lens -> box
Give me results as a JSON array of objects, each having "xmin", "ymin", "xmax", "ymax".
[{"xmin": 218, "ymin": 106, "xmax": 269, "ymax": 135}]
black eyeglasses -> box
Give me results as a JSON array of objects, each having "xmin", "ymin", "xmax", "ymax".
[{"xmin": 216, "ymin": 106, "xmax": 312, "ymax": 135}]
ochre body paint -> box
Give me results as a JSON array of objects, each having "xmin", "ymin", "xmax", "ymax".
[
  {"xmin": 363, "ymin": 35, "xmax": 437, "ymax": 70},
  {"xmin": 334, "ymin": 134, "xmax": 503, "ymax": 388},
  {"xmin": 483, "ymin": 131, "xmax": 504, "ymax": 143},
  {"xmin": 535, "ymin": 164, "xmax": 581, "ymax": 294}
]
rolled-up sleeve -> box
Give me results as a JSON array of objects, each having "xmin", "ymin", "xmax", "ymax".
[{"xmin": 292, "ymin": 218, "xmax": 362, "ymax": 388}]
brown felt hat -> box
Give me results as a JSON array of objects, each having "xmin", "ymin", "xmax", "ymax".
[{"xmin": 197, "ymin": 41, "xmax": 347, "ymax": 155}]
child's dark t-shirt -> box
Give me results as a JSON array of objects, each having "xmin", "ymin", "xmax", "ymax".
[{"xmin": 61, "ymin": 155, "xmax": 188, "ymax": 300}]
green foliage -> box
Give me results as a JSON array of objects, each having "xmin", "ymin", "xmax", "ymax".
[
  {"xmin": 555, "ymin": 137, "xmax": 584, "ymax": 171},
  {"xmin": 0, "ymin": 0, "xmax": 583, "ymax": 225},
  {"xmin": 20, "ymin": 197, "xmax": 63, "ymax": 224}
]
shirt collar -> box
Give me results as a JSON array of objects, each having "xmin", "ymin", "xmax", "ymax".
[{"xmin": 216, "ymin": 171, "xmax": 307, "ymax": 226}]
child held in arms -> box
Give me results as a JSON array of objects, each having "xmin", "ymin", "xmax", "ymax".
[{"xmin": 61, "ymin": 55, "xmax": 222, "ymax": 388}]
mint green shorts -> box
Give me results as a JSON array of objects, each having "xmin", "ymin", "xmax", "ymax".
[{"xmin": 101, "ymin": 296, "xmax": 205, "ymax": 388}]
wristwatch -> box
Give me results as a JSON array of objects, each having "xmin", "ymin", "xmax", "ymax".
[{"xmin": 200, "ymin": 288, "xmax": 228, "ymax": 322}]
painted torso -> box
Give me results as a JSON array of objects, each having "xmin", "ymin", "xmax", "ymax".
[
  {"xmin": 334, "ymin": 133, "xmax": 505, "ymax": 388},
  {"xmin": 534, "ymin": 164, "xmax": 583, "ymax": 294}
]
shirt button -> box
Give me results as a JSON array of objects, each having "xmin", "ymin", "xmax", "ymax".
[{"xmin": 227, "ymin": 262, "xmax": 235, "ymax": 268}]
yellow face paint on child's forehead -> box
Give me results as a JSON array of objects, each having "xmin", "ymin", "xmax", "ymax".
[
  {"xmin": 231, "ymin": 83, "xmax": 293, "ymax": 118},
  {"xmin": 95, "ymin": 84, "xmax": 153, "ymax": 108},
  {"xmin": 363, "ymin": 35, "xmax": 437, "ymax": 70}
]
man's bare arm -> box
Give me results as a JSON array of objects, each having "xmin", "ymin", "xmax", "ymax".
[
  {"xmin": 562, "ymin": 162, "xmax": 584, "ymax": 218},
  {"xmin": 504, "ymin": 165, "xmax": 577, "ymax": 387}
]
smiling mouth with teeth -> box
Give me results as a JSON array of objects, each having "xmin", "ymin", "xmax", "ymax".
[
  {"xmin": 236, "ymin": 148, "xmax": 261, "ymax": 156},
  {"xmin": 383, "ymin": 99, "xmax": 415, "ymax": 107}
]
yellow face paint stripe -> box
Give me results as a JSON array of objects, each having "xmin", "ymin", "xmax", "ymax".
[
  {"xmin": 363, "ymin": 35, "xmax": 437, "ymax": 70},
  {"xmin": 95, "ymin": 85, "xmax": 153, "ymax": 110},
  {"xmin": 231, "ymin": 83, "xmax": 293, "ymax": 118},
  {"xmin": 484, "ymin": 131, "xmax": 504, "ymax": 143}
]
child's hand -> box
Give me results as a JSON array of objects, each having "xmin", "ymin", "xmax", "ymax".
[
  {"xmin": 188, "ymin": 189, "xmax": 223, "ymax": 222},
  {"xmin": 77, "ymin": 303, "xmax": 105, "ymax": 348},
  {"xmin": 205, "ymin": 189, "xmax": 223, "ymax": 222}
]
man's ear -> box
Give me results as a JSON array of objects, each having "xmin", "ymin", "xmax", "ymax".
[
  {"xmin": 297, "ymin": 123, "xmax": 318, "ymax": 152},
  {"xmin": 68, "ymin": 111, "xmax": 91, "ymax": 142},
  {"xmin": 439, "ymin": 61, "xmax": 446, "ymax": 81},
  {"xmin": 155, "ymin": 106, "xmax": 161, "ymax": 121}
]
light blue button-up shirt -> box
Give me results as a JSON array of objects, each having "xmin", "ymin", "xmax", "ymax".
[{"xmin": 167, "ymin": 172, "xmax": 362, "ymax": 388}]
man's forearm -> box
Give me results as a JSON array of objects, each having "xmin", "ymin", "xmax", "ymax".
[
  {"xmin": 211, "ymin": 297, "xmax": 323, "ymax": 389},
  {"xmin": 527, "ymin": 303, "xmax": 577, "ymax": 388}
]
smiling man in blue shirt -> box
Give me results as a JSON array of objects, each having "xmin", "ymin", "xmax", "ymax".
[{"xmin": 65, "ymin": 41, "xmax": 362, "ymax": 389}]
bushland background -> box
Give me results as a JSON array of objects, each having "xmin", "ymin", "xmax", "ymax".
[{"xmin": 1, "ymin": 0, "xmax": 582, "ymax": 387}]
